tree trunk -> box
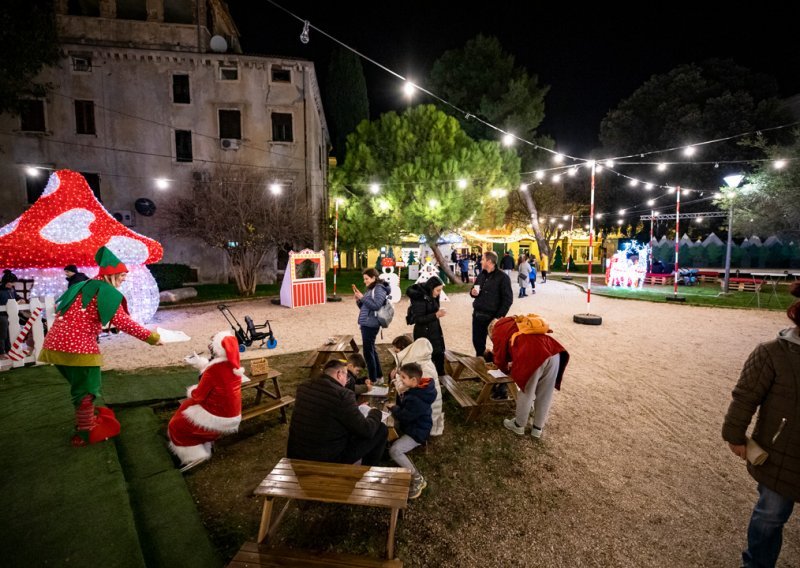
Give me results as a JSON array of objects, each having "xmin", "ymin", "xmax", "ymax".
[
  {"xmin": 428, "ymin": 240, "xmax": 460, "ymax": 284},
  {"xmin": 520, "ymin": 189, "xmax": 550, "ymax": 258}
]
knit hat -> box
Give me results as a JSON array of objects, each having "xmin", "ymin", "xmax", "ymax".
[{"xmin": 95, "ymin": 246, "xmax": 128, "ymax": 276}]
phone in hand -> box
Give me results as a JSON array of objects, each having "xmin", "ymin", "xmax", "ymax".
[{"xmin": 352, "ymin": 284, "xmax": 359, "ymax": 293}]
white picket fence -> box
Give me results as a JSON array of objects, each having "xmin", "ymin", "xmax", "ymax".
[{"xmin": 0, "ymin": 296, "xmax": 56, "ymax": 371}]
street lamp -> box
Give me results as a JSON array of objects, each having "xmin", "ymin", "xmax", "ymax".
[{"xmin": 722, "ymin": 174, "xmax": 744, "ymax": 294}]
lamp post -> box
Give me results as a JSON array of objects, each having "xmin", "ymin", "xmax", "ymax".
[
  {"xmin": 327, "ymin": 197, "xmax": 343, "ymax": 302},
  {"xmin": 722, "ymin": 174, "xmax": 744, "ymax": 294}
]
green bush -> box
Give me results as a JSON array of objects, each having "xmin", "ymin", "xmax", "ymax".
[{"xmin": 148, "ymin": 264, "xmax": 192, "ymax": 291}]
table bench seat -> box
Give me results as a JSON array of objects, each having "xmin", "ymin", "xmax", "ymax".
[
  {"xmin": 240, "ymin": 367, "xmax": 293, "ymax": 423},
  {"xmin": 301, "ymin": 335, "xmax": 360, "ymax": 373},
  {"xmin": 241, "ymin": 396, "xmax": 295, "ymax": 421},
  {"xmin": 440, "ymin": 374, "xmax": 477, "ymax": 408},
  {"xmin": 245, "ymin": 458, "xmax": 410, "ymax": 563},
  {"xmin": 228, "ymin": 542, "xmax": 403, "ymax": 568}
]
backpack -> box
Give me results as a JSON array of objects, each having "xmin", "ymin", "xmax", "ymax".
[
  {"xmin": 372, "ymin": 288, "xmax": 394, "ymax": 328},
  {"xmin": 405, "ymin": 304, "xmax": 415, "ymax": 325},
  {"xmin": 510, "ymin": 313, "xmax": 552, "ymax": 346}
]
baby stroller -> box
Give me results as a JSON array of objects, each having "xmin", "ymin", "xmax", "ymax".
[{"xmin": 217, "ymin": 304, "xmax": 277, "ymax": 351}]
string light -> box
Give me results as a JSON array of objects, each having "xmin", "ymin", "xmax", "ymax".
[
  {"xmin": 604, "ymin": 160, "xmax": 615, "ymax": 168},
  {"xmin": 428, "ymin": 198, "xmax": 439, "ymax": 208},
  {"xmin": 683, "ymin": 146, "xmax": 696, "ymax": 156},
  {"xmin": 552, "ymin": 173, "xmax": 561, "ymax": 182},
  {"xmin": 774, "ymin": 159, "xmax": 787, "ymax": 169},
  {"xmin": 458, "ymin": 179, "xmax": 468, "ymax": 189},
  {"xmin": 269, "ymin": 183, "xmax": 282, "ymax": 195},
  {"xmin": 502, "ymin": 134, "xmax": 515, "ymax": 147},
  {"xmin": 299, "ymin": 20, "xmax": 310, "ymax": 44},
  {"xmin": 155, "ymin": 178, "xmax": 169, "ymax": 190},
  {"xmin": 26, "ymin": 166, "xmax": 40, "ymax": 177},
  {"xmin": 403, "ymin": 81, "xmax": 417, "ymax": 97},
  {"xmin": 553, "ymin": 154, "xmax": 564, "ymax": 164},
  {"xmin": 629, "ymin": 179, "xmax": 638, "ymax": 187},
  {"xmin": 645, "ymin": 183, "xmax": 654, "ymax": 190},
  {"xmin": 370, "ymin": 183, "xmax": 380, "ymax": 194},
  {"xmin": 657, "ymin": 163, "xmax": 667, "ymax": 172},
  {"xmin": 519, "ymin": 183, "xmax": 528, "ymax": 191},
  {"xmin": 568, "ymin": 168, "xmax": 577, "ymax": 177},
  {"xmin": 535, "ymin": 171, "xmax": 544, "ymax": 180}
]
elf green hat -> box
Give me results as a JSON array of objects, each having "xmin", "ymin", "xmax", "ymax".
[{"xmin": 95, "ymin": 246, "xmax": 128, "ymax": 276}]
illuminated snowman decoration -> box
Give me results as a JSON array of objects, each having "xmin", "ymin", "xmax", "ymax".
[
  {"xmin": 378, "ymin": 258, "xmax": 401, "ymax": 304},
  {"xmin": 415, "ymin": 261, "xmax": 449, "ymax": 301}
]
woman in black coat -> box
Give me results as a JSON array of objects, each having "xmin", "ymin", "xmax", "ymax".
[{"xmin": 405, "ymin": 276, "xmax": 446, "ymax": 375}]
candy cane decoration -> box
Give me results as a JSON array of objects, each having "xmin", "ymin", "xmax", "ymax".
[{"xmin": 8, "ymin": 307, "xmax": 43, "ymax": 361}]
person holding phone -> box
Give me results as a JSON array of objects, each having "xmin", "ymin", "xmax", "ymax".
[
  {"xmin": 405, "ymin": 275, "xmax": 447, "ymax": 375},
  {"xmin": 353, "ymin": 268, "xmax": 390, "ymax": 384}
]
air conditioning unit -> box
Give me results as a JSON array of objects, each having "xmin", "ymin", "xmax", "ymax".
[
  {"xmin": 220, "ymin": 138, "xmax": 240, "ymax": 150},
  {"xmin": 192, "ymin": 170, "xmax": 210, "ymax": 182},
  {"xmin": 113, "ymin": 210, "xmax": 135, "ymax": 226}
]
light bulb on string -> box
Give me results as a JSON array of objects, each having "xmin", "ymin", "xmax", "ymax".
[
  {"xmin": 645, "ymin": 183, "xmax": 654, "ymax": 190},
  {"xmin": 657, "ymin": 163, "xmax": 667, "ymax": 172},
  {"xmin": 683, "ymin": 146, "xmax": 696, "ymax": 156},
  {"xmin": 774, "ymin": 159, "xmax": 787, "ymax": 169},
  {"xmin": 403, "ymin": 81, "xmax": 416, "ymax": 98},
  {"xmin": 682, "ymin": 189, "xmax": 690, "ymax": 196},
  {"xmin": 617, "ymin": 219, "xmax": 624, "ymax": 225},
  {"xmin": 519, "ymin": 183, "xmax": 528, "ymax": 191},
  {"xmin": 502, "ymin": 133, "xmax": 514, "ymax": 146},
  {"xmin": 647, "ymin": 199, "xmax": 655, "ymax": 206},
  {"xmin": 269, "ymin": 183, "xmax": 282, "ymax": 195},
  {"xmin": 535, "ymin": 171, "xmax": 544, "ymax": 180},
  {"xmin": 596, "ymin": 165, "xmax": 604, "ymax": 173},
  {"xmin": 458, "ymin": 179, "xmax": 468, "ymax": 189},
  {"xmin": 618, "ymin": 209, "xmax": 626, "ymax": 215},
  {"xmin": 552, "ymin": 174, "xmax": 561, "ymax": 182},
  {"xmin": 568, "ymin": 168, "xmax": 577, "ymax": 177},
  {"xmin": 562, "ymin": 215, "xmax": 569, "ymax": 221},
  {"xmin": 155, "ymin": 178, "xmax": 169, "ymax": 190},
  {"xmin": 604, "ymin": 159, "xmax": 615, "ymax": 168},
  {"xmin": 428, "ymin": 198, "xmax": 439, "ymax": 208},
  {"xmin": 629, "ymin": 179, "xmax": 638, "ymax": 187},
  {"xmin": 370, "ymin": 183, "xmax": 380, "ymax": 194},
  {"xmin": 553, "ymin": 153, "xmax": 564, "ymax": 164},
  {"xmin": 299, "ymin": 20, "xmax": 310, "ymax": 44},
  {"xmin": 26, "ymin": 166, "xmax": 40, "ymax": 177}
]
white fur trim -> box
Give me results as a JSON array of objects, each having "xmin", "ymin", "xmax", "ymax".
[
  {"xmin": 169, "ymin": 441, "xmax": 212, "ymax": 465},
  {"xmin": 182, "ymin": 404, "xmax": 241, "ymax": 433},
  {"xmin": 211, "ymin": 330, "xmax": 234, "ymax": 360},
  {"xmin": 240, "ymin": 375, "xmax": 251, "ymax": 384},
  {"xmin": 187, "ymin": 384, "xmax": 198, "ymax": 398},
  {"xmin": 234, "ymin": 367, "xmax": 246, "ymax": 376}
]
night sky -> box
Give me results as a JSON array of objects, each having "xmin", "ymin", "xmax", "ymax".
[{"xmin": 228, "ymin": 1, "xmax": 799, "ymax": 156}]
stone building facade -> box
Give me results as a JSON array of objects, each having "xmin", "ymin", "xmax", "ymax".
[{"xmin": 0, "ymin": 0, "xmax": 329, "ymax": 283}]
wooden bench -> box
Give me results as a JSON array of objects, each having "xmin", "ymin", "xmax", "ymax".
[
  {"xmin": 440, "ymin": 374, "xmax": 477, "ymax": 408},
  {"xmin": 696, "ymin": 270, "xmax": 720, "ymax": 283},
  {"xmin": 235, "ymin": 458, "xmax": 410, "ymax": 565},
  {"xmin": 228, "ymin": 541, "xmax": 402, "ymax": 567},
  {"xmin": 301, "ymin": 335, "xmax": 360, "ymax": 373},
  {"xmin": 441, "ymin": 354, "xmax": 517, "ymax": 423},
  {"xmin": 722, "ymin": 278, "xmax": 764, "ymax": 292},
  {"xmin": 443, "ymin": 350, "xmax": 480, "ymax": 381},
  {"xmin": 644, "ymin": 273, "xmax": 673, "ymax": 285},
  {"xmin": 240, "ymin": 361, "xmax": 294, "ymax": 423}
]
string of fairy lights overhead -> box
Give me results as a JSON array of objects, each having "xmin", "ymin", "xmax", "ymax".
[{"xmin": 10, "ymin": 0, "xmax": 798, "ymax": 221}]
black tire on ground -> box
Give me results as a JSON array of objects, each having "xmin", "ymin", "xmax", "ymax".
[
  {"xmin": 327, "ymin": 296, "xmax": 344, "ymax": 302},
  {"xmin": 665, "ymin": 296, "xmax": 686, "ymax": 302},
  {"xmin": 573, "ymin": 313, "xmax": 603, "ymax": 325},
  {"xmin": 270, "ymin": 298, "xmax": 281, "ymax": 305}
]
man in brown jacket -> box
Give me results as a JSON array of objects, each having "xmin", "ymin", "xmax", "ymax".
[{"xmin": 722, "ymin": 282, "xmax": 800, "ymax": 568}]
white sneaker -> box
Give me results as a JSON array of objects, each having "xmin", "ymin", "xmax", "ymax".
[
  {"xmin": 374, "ymin": 377, "xmax": 385, "ymax": 386},
  {"xmin": 503, "ymin": 418, "xmax": 525, "ymax": 436},
  {"xmin": 531, "ymin": 426, "xmax": 543, "ymax": 439}
]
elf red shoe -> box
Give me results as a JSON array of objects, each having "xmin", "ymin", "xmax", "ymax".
[{"xmin": 89, "ymin": 407, "xmax": 121, "ymax": 444}]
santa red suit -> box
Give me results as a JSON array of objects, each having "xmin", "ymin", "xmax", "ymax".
[{"xmin": 168, "ymin": 331, "xmax": 248, "ymax": 465}]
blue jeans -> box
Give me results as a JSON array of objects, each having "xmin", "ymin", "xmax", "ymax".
[
  {"xmin": 743, "ymin": 483, "xmax": 794, "ymax": 568},
  {"xmin": 360, "ymin": 325, "xmax": 382, "ymax": 381}
]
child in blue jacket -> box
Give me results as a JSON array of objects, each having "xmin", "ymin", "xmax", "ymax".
[{"xmin": 388, "ymin": 362, "xmax": 437, "ymax": 499}]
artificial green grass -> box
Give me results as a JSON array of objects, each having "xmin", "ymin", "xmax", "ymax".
[
  {"xmin": 0, "ymin": 366, "xmax": 147, "ymax": 568},
  {"xmin": 558, "ymin": 277, "xmax": 795, "ymax": 310},
  {"xmin": 103, "ymin": 366, "xmax": 198, "ymax": 406},
  {"xmin": 115, "ymin": 407, "xmax": 221, "ymax": 568}
]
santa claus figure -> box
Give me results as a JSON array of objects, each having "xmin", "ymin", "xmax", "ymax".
[{"xmin": 167, "ymin": 331, "xmax": 248, "ymax": 468}]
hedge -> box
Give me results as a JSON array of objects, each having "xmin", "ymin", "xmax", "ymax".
[{"xmin": 148, "ymin": 264, "xmax": 192, "ymax": 291}]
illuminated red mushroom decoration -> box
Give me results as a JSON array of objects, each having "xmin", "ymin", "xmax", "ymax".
[{"xmin": 0, "ymin": 169, "xmax": 163, "ymax": 323}]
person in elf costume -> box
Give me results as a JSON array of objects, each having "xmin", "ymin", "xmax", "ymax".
[
  {"xmin": 167, "ymin": 331, "xmax": 247, "ymax": 468},
  {"xmin": 39, "ymin": 246, "xmax": 162, "ymax": 446}
]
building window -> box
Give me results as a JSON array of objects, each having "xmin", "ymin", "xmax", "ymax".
[
  {"xmin": 172, "ymin": 74, "xmax": 190, "ymax": 104},
  {"xmin": 271, "ymin": 112, "xmax": 293, "ymax": 142},
  {"xmin": 74, "ymin": 100, "xmax": 96, "ymax": 135},
  {"xmin": 164, "ymin": 0, "xmax": 194, "ymax": 24},
  {"xmin": 271, "ymin": 67, "xmax": 291, "ymax": 83},
  {"xmin": 67, "ymin": 0, "xmax": 100, "ymax": 16},
  {"xmin": 116, "ymin": 0, "xmax": 147, "ymax": 21},
  {"xmin": 19, "ymin": 100, "xmax": 46, "ymax": 132},
  {"xmin": 71, "ymin": 56, "xmax": 92, "ymax": 72},
  {"xmin": 175, "ymin": 130, "xmax": 193, "ymax": 162},
  {"xmin": 218, "ymin": 109, "xmax": 241, "ymax": 139},
  {"xmin": 82, "ymin": 172, "xmax": 101, "ymax": 201},
  {"xmin": 219, "ymin": 65, "xmax": 238, "ymax": 81},
  {"xmin": 25, "ymin": 171, "xmax": 48, "ymax": 204}
]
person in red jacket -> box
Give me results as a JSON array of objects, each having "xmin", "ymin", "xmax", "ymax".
[
  {"xmin": 168, "ymin": 331, "xmax": 248, "ymax": 469},
  {"xmin": 490, "ymin": 315, "xmax": 569, "ymax": 439},
  {"xmin": 39, "ymin": 246, "xmax": 162, "ymax": 446}
]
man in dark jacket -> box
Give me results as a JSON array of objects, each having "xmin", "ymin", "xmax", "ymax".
[
  {"xmin": 722, "ymin": 284, "xmax": 800, "ymax": 568},
  {"xmin": 64, "ymin": 265, "xmax": 89, "ymax": 288},
  {"xmin": 500, "ymin": 251, "xmax": 515, "ymax": 275},
  {"xmin": 471, "ymin": 251, "xmax": 514, "ymax": 399},
  {"xmin": 287, "ymin": 359, "xmax": 387, "ymax": 465},
  {"xmin": 470, "ymin": 251, "xmax": 513, "ymax": 357}
]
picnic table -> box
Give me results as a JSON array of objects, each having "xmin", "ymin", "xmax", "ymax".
[
  {"xmin": 441, "ymin": 350, "xmax": 517, "ymax": 422},
  {"xmin": 239, "ymin": 358, "xmax": 294, "ymax": 422},
  {"xmin": 226, "ymin": 458, "xmax": 410, "ymax": 567},
  {"xmin": 300, "ymin": 334, "xmax": 360, "ymax": 374}
]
